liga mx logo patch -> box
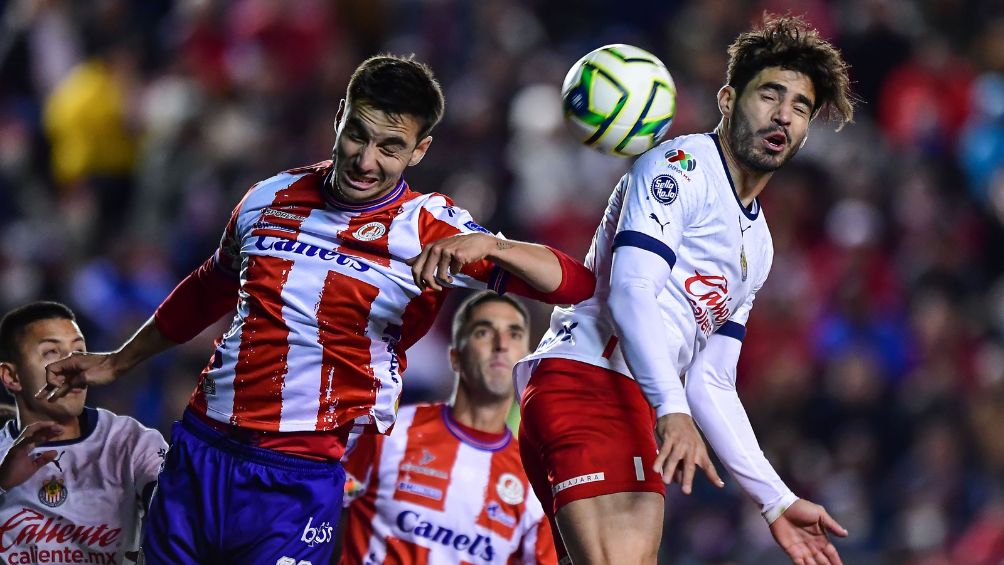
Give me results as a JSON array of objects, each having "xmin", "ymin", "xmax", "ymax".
[
  {"xmin": 38, "ymin": 476, "xmax": 68, "ymax": 507},
  {"xmin": 650, "ymin": 175, "xmax": 679, "ymax": 205},
  {"xmin": 665, "ymin": 149, "xmax": 697, "ymax": 171}
]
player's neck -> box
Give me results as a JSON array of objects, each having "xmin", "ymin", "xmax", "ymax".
[
  {"xmin": 449, "ymin": 393, "xmax": 510, "ymax": 434},
  {"xmin": 715, "ymin": 123, "xmax": 773, "ymax": 208},
  {"xmin": 16, "ymin": 405, "xmax": 82, "ymax": 442}
]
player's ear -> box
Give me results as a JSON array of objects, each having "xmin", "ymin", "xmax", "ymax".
[
  {"xmin": 717, "ymin": 86, "xmax": 736, "ymax": 118},
  {"xmin": 0, "ymin": 362, "xmax": 21, "ymax": 394},
  {"xmin": 448, "ymin": 346, "xmax": 460, "ymax": 373},
  {"xmin": 408, "ymin": 136, "xmax": 433, "ymax": 167}
]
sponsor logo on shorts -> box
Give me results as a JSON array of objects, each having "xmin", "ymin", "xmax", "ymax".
[
  {"xmin": 300, "ymin": 516, "xmax": 334, "ymax": 547},
  {"xmin": 277, "ymin": 558, "xmax": 312, "ymax": 565},
  {"xmin": 397, "ymin": 481, "xmax": 443, "ymax": 500},
  {"xmin": 552, "ymin": 472, "xmax": 605, "ymax": 495},
  {"xmin": 495, "ymin": 473, "xmax": 525, "ymax": 505}
]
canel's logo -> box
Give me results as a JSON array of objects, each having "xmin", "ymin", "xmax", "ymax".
[
  {"xmin": 300, "ymin": 516, "xmax": 334, "ymax": 547},
  {"xmin": 396, "ymin": 510, "xmax": 495, "ymax": 561}
]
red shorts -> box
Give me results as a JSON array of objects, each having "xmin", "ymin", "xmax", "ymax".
[{"xmin": 518, "ymin": 358, "xmax": 664, "ymax": 517}]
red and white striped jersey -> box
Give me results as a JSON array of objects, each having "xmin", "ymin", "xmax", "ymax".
[
  {"xmin": 188, "ymin": 162, "xmax": 511, "ymax": 435},
  {"xmin": 340, "ymin": 403, "xmax": 556, "ymax": 565}
]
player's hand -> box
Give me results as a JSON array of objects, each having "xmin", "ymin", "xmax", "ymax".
[
  {"xmin": 0, "ymin": 421, "xmax": 63, "ymax": 491},
  {"xmin": 769, "ymin": 499, "xmax": 848, "ymax": 565},
  {"xmin": 408, "ymin": 233, "xmax": 495, "ymax": 291},
  {"xmin": 36, "ymin": 351, "xmax": 120, "ymax": 401},
  {"xmin": 653, "ymin": 413, "xmax": 724, "ymax": 494}
]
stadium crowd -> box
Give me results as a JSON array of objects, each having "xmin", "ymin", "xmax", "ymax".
[{"xmin": 0, "ymin": 0, "xmax": 1002, "ymax": 563}]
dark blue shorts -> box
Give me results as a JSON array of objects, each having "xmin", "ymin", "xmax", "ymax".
[{"xmin": 141, "ymin": 409, "xmax": 345, "ymax": 565}]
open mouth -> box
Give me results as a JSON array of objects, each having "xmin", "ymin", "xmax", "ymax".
[
  {"xmin": 762, "ymin": 131, "xmax": 787, "ymax": 153},
  {"xmin": 342, "ymin": 170, "xmax": 379, "ymax": 191}
]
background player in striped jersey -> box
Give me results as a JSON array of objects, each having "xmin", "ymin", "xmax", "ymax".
[
  {"xmin": 0, "ymin": 302, "xmax": 167, "ymax": 565},
  {"xmin": 39, "ymin": 55, "xmax": 594, "ymax": 564},
  {"xmin": 338, "ymin": 291, "xmax": 556, "ymax": 565},
  {"xmin": 513, "ymin": 15, "xmax": 854, "ymax": 565}
]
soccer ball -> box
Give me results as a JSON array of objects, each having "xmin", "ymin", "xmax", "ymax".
[{"xmin": 561, "ymin": 44, "xmax": 677, "ymax": 157}]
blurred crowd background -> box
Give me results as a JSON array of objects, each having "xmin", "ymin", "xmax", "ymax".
[{"xmin": 1, "ymin": 0, "xmax": 1003, "ymax": 563}]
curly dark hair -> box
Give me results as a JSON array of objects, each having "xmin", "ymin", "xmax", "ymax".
[
  {"xmin": 726, "ymin": 14, "xmax": 854, "ymax": 130},
  {"xmin": 347, "ymin": 54, "xmax": 445, "ymax": 139}
]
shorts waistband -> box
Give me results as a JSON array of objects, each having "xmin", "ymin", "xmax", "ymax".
[{"xmin": 180, "ymin": 409, "xmax": 343, "ymax": 474}]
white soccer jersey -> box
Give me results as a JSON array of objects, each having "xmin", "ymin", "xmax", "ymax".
[
  {"xmin": 190, "ymin": 162, "xmax": 510, "ymax": 435},
  {"xmin": 0, "ymin": 408, "xmax": 167, "ymax": 565},
  {"xmin": 340, "ymin": 404, "xmax": 555, "ymax": 565},
  {"xmin": 516, "ymin": 133, "xmax": 773, "ymax": 397}
]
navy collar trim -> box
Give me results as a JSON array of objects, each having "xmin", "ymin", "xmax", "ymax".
[
  {"xmin": 708, "ymin": 132, "xmax": 760, "ymax": 221},
  {"xmin": 5, "ymin": 406, "xmax": 99, "ymax": 447},
  {"xmin": 323, "ymin": 171, "xmax": 407, "ymax": 212}
]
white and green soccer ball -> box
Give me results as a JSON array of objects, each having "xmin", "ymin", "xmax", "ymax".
[{"xmin": 561, "ymin": 44, "xmax": 677, "ymax": 157}]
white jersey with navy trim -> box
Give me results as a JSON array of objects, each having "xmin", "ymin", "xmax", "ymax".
[
  {"xmin": 516, "ymin": 132, "xmax": 773, "ymax": 396},
  {"xmin": 0, "ymin": 408, "xmax": 167, "ymax": 565}
]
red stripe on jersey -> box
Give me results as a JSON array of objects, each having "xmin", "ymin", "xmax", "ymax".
[
  {"xmin": 336, "ymin": 208, "xmax": 396, "ymax": 267},
  {"xmin": 230, "ymin": 255, "xmax": 295, "ymax": 430},
  {"xmin": 475, "ymin": 447, "xmax": 527, "ymax": 540},
  {"xmin": 384, "ymin": 537, "xmax": 431, "ymax": 565},
  {"xmin": 342, "ymin": 434, "xmax": 385, "ymax": 565},
  {"xmin": 316, "ymin": 270, "xmax": 382, "ymax": 430},
  {"xmin": 392, "ymin": 405, "xmax": 461, "ymax": 512}
]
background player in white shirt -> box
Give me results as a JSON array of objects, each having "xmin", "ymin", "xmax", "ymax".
[
  {"xmin": 0, "ymin": 301, "xmax": 167, "ymax": 565},
  {"xmin": 338, "ymin": 291, "xmax": 556, "ymax": 565},
  {"xmin": 512, "ymin": 15, "xmax": 856, "ymax": 565}
]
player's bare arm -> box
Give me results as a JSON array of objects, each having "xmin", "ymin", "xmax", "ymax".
[
  {"xmin": 38, "ymin": 318, "xmax": 175, "ymax": 401},
  {"xmin": 410, "ymin": 232, "xmax": 565, "ymax": 293}
]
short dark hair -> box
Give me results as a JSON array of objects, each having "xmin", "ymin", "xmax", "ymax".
[
  {"xmin": 451, "ymin": 292, "xmax": 530, "ymax": 350},
  {"xmin": 0, "ymin": 302, "xmax": 76, "ymax": 364},
  {"xmin": 726, "ymin": 14, "xmax": 854, "ymax": 129},
  {"xmin": 347, "ymin": 54, "xmax": 445, "ymax": 139}
]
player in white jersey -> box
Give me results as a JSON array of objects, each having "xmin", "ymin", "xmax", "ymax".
[
  {"xmin": 40, "ymin": 55, "xmax": 593, "ymax": 564},
  {"xmin": 512, "ymin": 15, "xmax": 857, "ymax": 565},
  {"xmin": 0, "ymin": 302, "xmax": 167, "ymax": 565},
  {"xmin": 338, "ymin": 292, "xmax": 556, "ymax": 564}
]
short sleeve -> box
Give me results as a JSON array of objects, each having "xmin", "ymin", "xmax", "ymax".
[
  {"xmin": 415, "ymin": 195, "xmax": 504, "ymax": 290},
  {"xmin": 130, "ymin": 422, "xmax": 169, "ymax": 497},
  {"xmin": 613, "ymin": 150, "xmax": 707, "ymax": 270}
]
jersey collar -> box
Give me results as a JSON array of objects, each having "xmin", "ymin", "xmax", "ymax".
[
  {"xmin": 708, "ymin": 132, "xmax": 761, "ymax": 221},
  {"xmin": 322, "ymin": 170, "xmax": 407, "ymax": 213},
  {"xmin": 4, "ymin": 406, "xmax": 99, "ymax": 447}
]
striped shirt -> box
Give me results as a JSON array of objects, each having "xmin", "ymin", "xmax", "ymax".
[{"xmin": 340, "ymin": 403, "xmax": 556, "ymax": 565}]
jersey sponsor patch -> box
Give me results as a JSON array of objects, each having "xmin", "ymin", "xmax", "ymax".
[
  {"xmin": 463, "ymin": 220, "xmax": 491, "ymax": 234},
  {"xmin": 650, "ymin": 175, "xmax": 679, "ymax": 205},
  {"xmin": 396, "ymin": 481, "xmax": 443, "ymax": 500}
]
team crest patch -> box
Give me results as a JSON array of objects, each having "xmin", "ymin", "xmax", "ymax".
[
  {"xmin": 353, "ymin": 222, "xmax": 387, "ymax": 241},
  {"xmin": 38, "ymin": 476, "xmax": 67, "ymax": 507},
  {"xmin": 496, "ymin": 473, "xmax": 525, "ymax": 505},
  {"xmin": 650, "ymin": 175, "xmax": 679, "ymax": 205}
]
